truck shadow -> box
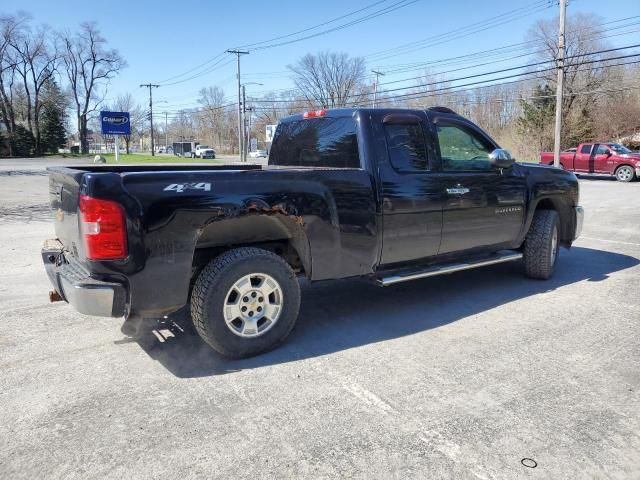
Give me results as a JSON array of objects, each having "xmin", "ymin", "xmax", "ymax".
[{"xmin": 133, "ymin": 246, "xmax": 638, "ymax": 378}]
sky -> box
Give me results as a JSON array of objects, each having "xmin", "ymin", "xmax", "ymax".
[{"xmin": 12, "ymin": 0, "xmax": 640, "ymax": 117}]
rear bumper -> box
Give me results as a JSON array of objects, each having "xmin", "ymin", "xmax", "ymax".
[
  {"xmin": 574, "ymin": 206, "xmax": 584, "ymax": 240},
  {"xmin": 42, "ymin": 239, "xmax": 126, "ymax": 317}
]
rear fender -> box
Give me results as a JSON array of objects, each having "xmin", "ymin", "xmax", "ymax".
[{"xmin": 194, "ymin": 199, "xmax": 311, "ymax": 275}]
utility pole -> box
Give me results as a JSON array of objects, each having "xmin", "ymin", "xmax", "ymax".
[
  {"xmin": 227, "ymin": 49, "xmax": 249, "ymax": 161},
  {"xmin": 371, "ymin": 69, "xmax": 385, "ymax": 108},
  {"xmin": 246, "ymin": 106, "xmax": 254, "ymax": 158},
  {"xmin": 242, "ymin": 84, "xmax": 247, "ymax": 162},
  {"xmin": 140, "ymin": 83, "xmax": 159, "ymax": 156},
  {"xmin": 553, "ymin": 0, "xmax": 567, "ymax": 168},
  {"xmin": 165, "ymin": 111, "xmax": 168, "ymax": 151}
]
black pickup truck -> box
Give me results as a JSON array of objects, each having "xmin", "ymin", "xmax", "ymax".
[{"xmin": 43, "ymin": 107, "xmax": 583, "ymax": 358}]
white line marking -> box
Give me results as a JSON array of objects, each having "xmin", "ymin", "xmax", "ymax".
[{"xmin": 580, "ymin": 236, "xmax": 640, "ymax": 247}]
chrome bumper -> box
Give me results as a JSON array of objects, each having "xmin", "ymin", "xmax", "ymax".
[
  {"xmin": 574, "ymin": 206, "xmax": 584, "ymax": 240},
  {"xmin": 42, "ymin": 239, "xmax": 126, "ymax": 317}
]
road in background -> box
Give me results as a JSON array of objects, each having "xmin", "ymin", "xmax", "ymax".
[{"xmin": 0, "ymin": 159, "xmax": 638, "ymax": 479}]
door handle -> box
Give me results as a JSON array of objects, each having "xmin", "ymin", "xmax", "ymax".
[{"xmin": 446, "ymin": 185, "xmax": 470, "ymax": 195}]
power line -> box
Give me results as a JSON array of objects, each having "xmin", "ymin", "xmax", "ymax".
[
  {"xmin": 352, "ymin": 58, "xmax": 640, "ymax": 107},
  {"xmin": 365, "ymin": 0, "xmax": 553, "ymax": 62},
  {"xmin": 249, "ymin": 0, "xmax": 419, "ymax": 51},
  {"xmin": 375, "ymin": 20, "xmax": 640, "ymax": 76},
  {"xmin": 151, "ymin": 0, "xmax": 416, "ymax": 87},
  {"xmin": 247, "ymin": 45, "xmax": 640, "ymax": 105},
  {"xmin": 158, "ymin": 57, "xmax": 235, "ymax": 87},
  {"xmin": 154, "ymin": 52, "xmax": 227, "ymax": 85},
  {"xmin": 240, "ymin": 17, "xmax": 640, "ymax": 103},
  {"xmin": 236, "ymin": 0, "xmax": 391, "ymax": 49}
]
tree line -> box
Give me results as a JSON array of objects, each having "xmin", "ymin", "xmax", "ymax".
[
  {"xmin": 0, "ymin": 12, "xmax": 124, "ymax": 156},
  {"xmin": 157, "ymin": 14, "xmax": 640, "ymax": 160},
  {"xmin": 2, "ymin": 11, "xmax": 639, "ymax": 158}
]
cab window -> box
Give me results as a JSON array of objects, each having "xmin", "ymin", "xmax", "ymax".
[
  {"xmin": 383, "ymin": 123, "xmax": 429, "ymax": 172},
  {"xmin": 436, "ymin": 122, "xmax": 493, "ymax": 171},
  {"xmin": 580, "ymin": 144, "xmax": 592, "ymax": 154},
  {"xmin": 269, "ymin": 117, "xmax": 360, "ymax": 168}
]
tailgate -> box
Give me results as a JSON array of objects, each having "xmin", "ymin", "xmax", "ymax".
[{"xmin": 48, "ymin": 167, "xmax": 85, "ymax": 257}]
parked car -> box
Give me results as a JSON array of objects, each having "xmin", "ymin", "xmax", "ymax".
[
  {"xmin": 195, "ymin": 145, "xmax": 216, "ymax": 159},
  {"xmin": 540, "ymin": 142, "xmax": 640, "ymax": 182},
  {"xmin": 43, "ymin": 107, "xmax": 583, "ymax": 358},
  {"xmin": 249, "ymin": 149, "xmax": 268, "ymax": 158}
]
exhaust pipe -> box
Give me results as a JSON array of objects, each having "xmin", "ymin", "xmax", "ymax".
[{"xmin": 49, "ymin": 290, "xmax": 63, "ymax": 302}]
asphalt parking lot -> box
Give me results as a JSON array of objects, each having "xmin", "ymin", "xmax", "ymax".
[{"xmin": 0, "ymin": 158, "xmax": 638, "ymax": 479}]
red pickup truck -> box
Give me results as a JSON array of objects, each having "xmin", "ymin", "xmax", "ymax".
[{"xmin": 540, "ymin": 143, "xmax": 640, "ymax": 182}]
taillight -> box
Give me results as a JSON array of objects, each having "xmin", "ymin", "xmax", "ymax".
[
  {"xmin": 303, "ymin": 109, "xmax": 327, "ymax": 118},
  {"xmin": 79, "ymin": 195, "xmax": 128, "ymax": 260}
]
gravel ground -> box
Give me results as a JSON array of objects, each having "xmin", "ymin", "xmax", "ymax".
[{"xmin": 0, "ymin": 159, "xmax": 638, "ymax": 479}]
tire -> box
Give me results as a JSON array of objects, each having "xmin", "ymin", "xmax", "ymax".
[
  {"xmin": 191, "ymin": 247, "xmax": 301, "ymax": 358},
  {"xmin": 615, "ymin": 165, "xmax": 635, "ymax": 182},
  {"xmin": 523, "ymin": 209, "xmax": 560, "ymax": 280}
]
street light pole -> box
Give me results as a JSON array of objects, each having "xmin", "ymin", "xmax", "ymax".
[
  {"xmin": 553, "ymin": 0, "xmax": 567, "ymax": 168},
  {"xmin": 227, "ymin": 49, "xmax": 249, "ymax": 161}
]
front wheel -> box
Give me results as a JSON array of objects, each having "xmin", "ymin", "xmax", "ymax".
[
  {"xmin": 615, "ymin": 165, "xmax": 635, "ymax": 182},
  {"xmin": 523, "ymin": 210, "xmax": 560, "ymax": 280},
  {"xmin": 191, "ymin": 247, "xmax": 301, "ymax": 358}
]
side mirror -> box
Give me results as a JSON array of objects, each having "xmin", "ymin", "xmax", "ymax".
[
  {"xmin": 489, "ymin": 149, "xmax": 515, "ymax": 168},
  {"xmin": 605, "ymin": 150, "xmax": 612, "ymax": 157}
]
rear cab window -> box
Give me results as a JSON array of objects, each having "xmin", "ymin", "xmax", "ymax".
[
  {"xmin": 383, "ymin": 120, "xmax": 429, "ymax": 173},
  {"xmin": 269, "ymin": 116, "xmax": 360, "ymax": 168},
  {"xmin": 580, "ymin": 144, "xmax": 592, "ymax": 154}
]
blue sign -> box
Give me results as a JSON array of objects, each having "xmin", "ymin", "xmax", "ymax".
[{"xmin": 101, "ymin": 111, "xmax": 130, "ymax": 135}]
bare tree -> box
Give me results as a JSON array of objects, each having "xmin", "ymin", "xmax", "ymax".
[
  {"xmin": 61, "ymin": 22, "xmax": 125, "ymax": 153},
  {"xmin": 0, "ymin": 13, "xmax": 29, "ymax": 154},
  {"xmin": 288, "ymin": 52, "xmax": 366, "ymax": 108},
  {"xmin": 527, "ymin": 13, "xmax": 610, "ymax": 121},
  {"xmin": 10, "ymin": 24, "xmax": 59, "ymax": 153},
  {"xmin": 197, "ymin": 86, "xmax": 226, "ymax": 149},
  {"xmin": 111, "ymin": 92, "xmax": 144, "ymax": 154}
]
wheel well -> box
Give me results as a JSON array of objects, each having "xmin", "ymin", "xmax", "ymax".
[
  {"xmin": 534, "ymin": 198, "xmax": 572, "ymax": 245},
  {"xmin": 191, "ymin": 240, "xmax": 306, "ymax": 285},
  {"xmin": 614, "ymin": 164, "xmax": 634, "ymax": 172}
]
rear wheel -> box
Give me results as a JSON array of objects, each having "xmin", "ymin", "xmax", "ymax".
[
  {"xmin": 615, "ymin": 165, "xmax": 635, "ymax": 182},
  {"xmin": 191, "ymin": 247, "xmax": 301, "ymax": 358},
  {"xmin": 523, "ymin": 210, "xmax": 560, "ymax": 280}
]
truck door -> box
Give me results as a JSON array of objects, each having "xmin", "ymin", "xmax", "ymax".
[
  {"xmin": 593, "ymin": 144, "xmax": 612, "ymax": 173},
  {"xmin": 573, "ymin": 144, "xmax": 593, "ymax": 172},
  {"xmin": 429, "ymin": 116, "xmax": 526, "ymax": 254},
  {"xmin": 374, "ymin": 112, "xmax": 443, "ymax": 265}
]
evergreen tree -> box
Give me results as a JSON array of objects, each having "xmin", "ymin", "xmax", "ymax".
[
  {"xmin": 40, "ymin": 80, "xmax": 67, "ymax": 153},
  {"xmin": 516, "ymin": 84, "xmax": 556, "ymax": 154},
  {"xmin": 10, "ymin": 125, "xmax": 35, "ymax": 156}
]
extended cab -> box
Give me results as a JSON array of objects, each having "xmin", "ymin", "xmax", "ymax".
[
  {"xmin": 43, "ymin": 107, "xmax": 583, "ymax": 358},
  {"xmin": 540, "ymin": 142, "xmax": 640, "ymax": 182}
]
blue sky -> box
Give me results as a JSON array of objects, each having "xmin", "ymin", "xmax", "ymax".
[{"xmin": 15, "ymin": 0, "xmax": 640, "ymax": 114}]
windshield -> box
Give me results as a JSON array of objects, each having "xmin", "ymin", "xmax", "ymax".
[
  {"xmin": 199, "ymin": 145, "xmax": 210, "ymax": 149},
  {"xmin": 609, "ymin": 144, "xmax": 632, "ymax": 154}
]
